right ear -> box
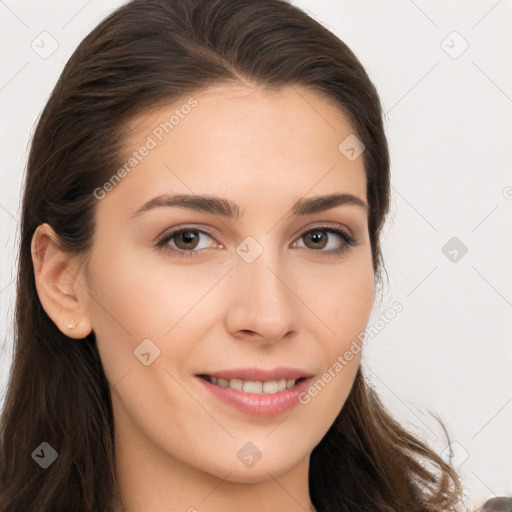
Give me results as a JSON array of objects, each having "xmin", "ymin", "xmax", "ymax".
[{"xmin": 31, "ymin": 223, "xmax": 93, "ymax": 339}]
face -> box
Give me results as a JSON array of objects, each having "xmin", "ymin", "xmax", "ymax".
[{"xmin": 82, "ymin": 84, "xmax": 375, "ymax": 483}]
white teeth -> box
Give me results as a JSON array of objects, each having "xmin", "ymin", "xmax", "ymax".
[
  {"xmin": 217, "ymin": 378, "xmax": 229, "ymax": 388},
  {"xmin": 242, "ymin": 380, "xmax": 262, "ymax": 393},
  {"xmin": 229, "ymin": 378, "xmax": 243, "ymax": 391},
  {"xmin": 206, "ymin": 376, "xmax": 300, "ymax": 394},
  {"xmin": 262, "ymin": 380, "xmax": 279, "ymax": 394}
]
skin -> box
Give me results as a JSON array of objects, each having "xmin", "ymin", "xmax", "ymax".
[{"xmin": 31, "ymin": 84, "xmax": 375, "ymax": 512}]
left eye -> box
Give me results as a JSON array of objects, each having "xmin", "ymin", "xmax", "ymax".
[
  {"xmin": 155, "ymin": 226, "xmax": 355, "ymax": 257},
  {"xmin": 292, "ymin": 227, "xmax": 355, "ymax": 252}
]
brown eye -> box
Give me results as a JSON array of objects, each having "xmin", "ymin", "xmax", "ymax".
[
  {"xmin": 155, "ymin": 228, "xmax": 217, "ymax": 257},
  {"xmin": 155, "ymin": 225, "xmax": 356, "ymax": 259},
  {"xmin": 303, "ymin": 230, "xmax": 329, "ymax": 250},
  {"xmin": 173, "ymin": 230, "xmax": 201, "ymax": 250},
  {"xmin": 293, "ymin": 227, "xmax": 355, "ymax": 255}
]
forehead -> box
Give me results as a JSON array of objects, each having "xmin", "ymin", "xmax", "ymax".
[
  {"xmin": 102, "ymin": 84, "xmax": 367, "ymax": 218},
  {"xmin": 127, "ymin": 83, "xmax": 355, "ymax": 143}
]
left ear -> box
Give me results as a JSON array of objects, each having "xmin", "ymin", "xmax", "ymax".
[{"xmin": 31, "ymin": 223, "xmax": 93, "ymax": 339}]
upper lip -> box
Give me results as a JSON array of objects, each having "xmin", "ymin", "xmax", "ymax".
[{"xmin": 196, "ymin": 367, "xmax": 314, "ymax": 381}]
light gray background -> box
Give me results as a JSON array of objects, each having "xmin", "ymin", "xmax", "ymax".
[{"xmin": 1, "ymin": 0, "xmax": 511, "ymax": 509}]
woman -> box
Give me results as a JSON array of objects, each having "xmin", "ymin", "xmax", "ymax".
[{"xmin": 0, "ymin": 0, "xmax": 464, "ymax": 510}]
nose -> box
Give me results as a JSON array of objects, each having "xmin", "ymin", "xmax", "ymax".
[{"xmin": 224, "ymin": 244, "xmax": 299, "ymax": 344}]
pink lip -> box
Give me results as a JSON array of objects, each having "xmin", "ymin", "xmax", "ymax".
[
  {"xmin": 196, "ymin": 366, "xmax": 314, "ymax": 381},
  {"xmin": 195, "ymin": 374, "xmax": 313, "ymax": 417}
]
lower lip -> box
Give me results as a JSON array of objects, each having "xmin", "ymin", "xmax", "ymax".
[{"xmin": 196, "ymin": 376, "xmax": 312, "ymax": 417}]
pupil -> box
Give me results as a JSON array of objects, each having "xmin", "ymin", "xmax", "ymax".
[
  {"xmin": 309, "ymin": 231, "xmax": 325, "ymax": 247},
  {"xmin": 180, "ymin": 231, "xmax": 197, "ymax": 247}
]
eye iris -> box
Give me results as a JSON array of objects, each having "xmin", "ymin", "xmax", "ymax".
[
  {"xmin": 305, "ymin": 230, "xmax": 327, "ymax": 249},
  {"xmin": 175, "ymin": 230, "xmax": 199, "ymax": 250}
]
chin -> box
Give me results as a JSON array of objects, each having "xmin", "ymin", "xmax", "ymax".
[{"xmin": 201, "ymin": 448, "xmax": 309, "ymax": 484}]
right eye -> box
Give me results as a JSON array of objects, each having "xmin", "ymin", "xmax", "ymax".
[{"xmin": 155, "ymin": 227, "xmax": 221, "ymax": 258}]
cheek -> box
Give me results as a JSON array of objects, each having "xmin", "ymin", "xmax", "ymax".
[
  {"xmin": 300, "ymin": 252, "xmax": 375, "ymax": 340},
  {"xmin": 331, "ymin": 272, "xmax": 375, "ymax": 342},
  {"xmin": 294, "ymin": 260, "xmax": 373, "ymax": 431},
  {"xmin": 298, "ymin": 251, "xmax": 374, "ymax": 404},
  {"xmin": 82, "ymin": 248, "xmax": 164, "ymax": 385},
  {"xmin": 83, "ymin": 247, "xmax": 221, "ymax": 385}
]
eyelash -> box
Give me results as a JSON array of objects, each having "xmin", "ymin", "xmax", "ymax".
[{"xmin": 154, "ymin": 224, "xmax": 356, "ymax": 259}]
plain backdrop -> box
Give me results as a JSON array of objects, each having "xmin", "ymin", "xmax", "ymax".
[{"xmin": 1, "ymin": 0, "xmax": 511, "ymax": 509}]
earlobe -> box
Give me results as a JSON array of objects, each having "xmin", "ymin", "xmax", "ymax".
[{"xmin": 31, "ymin": 223, "xmax": 93, "ymax": 339}]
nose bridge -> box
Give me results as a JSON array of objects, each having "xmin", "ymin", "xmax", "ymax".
[{"xmin": 226, "ymin": 234, "xmax": 298, "ymax": 340}]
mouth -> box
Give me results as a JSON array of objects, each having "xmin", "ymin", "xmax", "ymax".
[
  {"xmin": 195, "ymin": 370, "xmax": 314, "ymax": 417},
  {"xmin": 196, "ymin": 374, "xmax": 309, "ymax": 394}
]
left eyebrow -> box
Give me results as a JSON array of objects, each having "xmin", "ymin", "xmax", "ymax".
[{"xmin": 130, "ymin": 192, "xmax": 368, "ymax": 220}]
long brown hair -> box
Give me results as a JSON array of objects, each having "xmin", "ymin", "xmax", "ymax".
[{"xmin": 0, "ymin": 0, "xmax": 463, "ymax": 510}]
